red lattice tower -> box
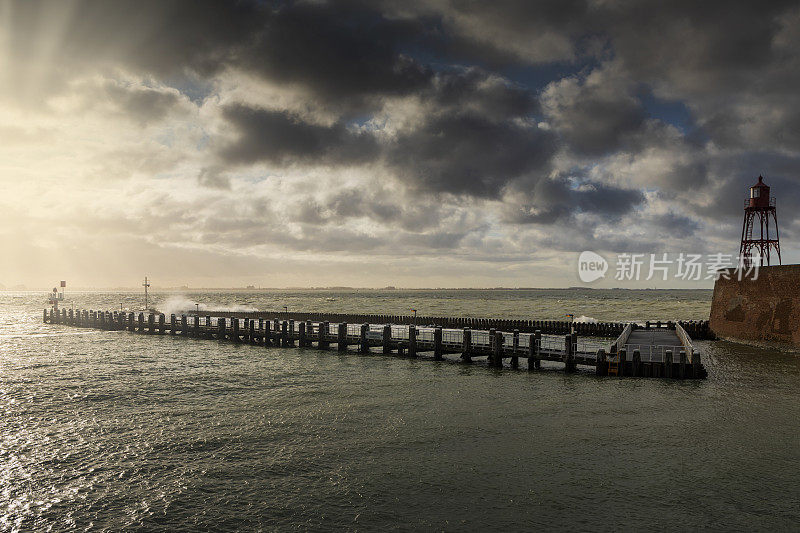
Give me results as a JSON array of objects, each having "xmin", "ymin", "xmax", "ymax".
[{"xmin": 739, "ymin": 175, "xmax": 781, "ymax": 267}]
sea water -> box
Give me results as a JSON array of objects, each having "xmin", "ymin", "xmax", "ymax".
[{"xmin": 1, "ymin": 289, "xmax": 798, "ymax": 531}]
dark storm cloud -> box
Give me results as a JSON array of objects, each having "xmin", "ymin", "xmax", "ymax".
[
  {"xmin": 217, "ymin": 104, "xmax": 379, "ymax": 166},
  {"xmin": 9, "ymin": 0, "xmax": 433, "ymax": 110},
  {"xmin": 505, "ymin": 173, "xmax": 645, "ymax": 225},
  {"xmin": 425, "ymin": 67, "xmax": 538, "ymax": 119},
  {"xmin": 647, "ymin": 212, "xmax": 700, "ymax": 239},
  {"xmin": 241, "ymin": 2, "xmax": 432, "ymax": 108},
  {"xmin": 215, "ymin": 65, "xmax": 550, "ymax": 199},
  {"xmin": 541, "ymin": 70, "xmax": 646, "ymax": 156},
  {"xmin": 291, "ymin": 189, "xmax": 452, "ymax": 233},
  {"xmin": 603, "ymin": 0, "xmax": 796, "ymax": 94},
  {"xmin": 10, "ymin": 0, "xmax": 800, "ymax": 244},
  {"xmin": 387, "ymin": 113, "xmax": 556, "ymax": 198}
]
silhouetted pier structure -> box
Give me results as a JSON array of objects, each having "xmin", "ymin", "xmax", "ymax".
[{"xmin": 44, "ymin": 309, "xmax": 707, "ymax": 380}]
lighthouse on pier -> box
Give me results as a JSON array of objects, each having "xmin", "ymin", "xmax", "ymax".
[{"xmin": 739, "ymin": 175, "xmax": 781, "ymax": 267}]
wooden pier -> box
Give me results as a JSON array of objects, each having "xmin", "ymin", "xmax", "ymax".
[
  {"xmin": 43, "ymin": 309, "xmax": 706, "ymax": 380},
  {"xmin": 197, "ymin": 310, "xmax": 715, "ymax": 340},
  {"xmin": 43, "ymin": 309, "xmax": 707, "ymax": 379}
]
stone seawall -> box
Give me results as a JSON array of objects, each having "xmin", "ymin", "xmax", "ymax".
[{"xmin": 709, "ymin": 265, "xmax": 800, "ymax": 346}]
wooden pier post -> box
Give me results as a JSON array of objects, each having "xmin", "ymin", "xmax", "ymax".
[
  {"xmin": 596, "ymin": 349, "xmax": 607, "ymax": 376},
  {"xmin": 287, "ymin": 320, "xmax": 295, "ymax": 346},
  {"xmin": 360, "ymin": 323, "xmax": 369, "ymax": 353},
  {"xmin": 530, "ymin": 331, "xmax": 542, "ymax": 370},
  {"xmin": 618, "ymin": 348, "xmax": 627, "ymax": 377},
  {"xmin": 692, "ymin": 352, "xmax": 702, "ymax": 379},
  {"xmin": 462, "ymin": 328, "xmax": 472, "ymax": 363},
  {"xmin": 170, "ymin": 314, "xmax": 177, "ymax": 335},
  {"xmin": 679, "ymin": 350, "xmax": 687, "ymax": 379},
  {"xmin": 299, "ymin": 321, "xmax": 307, "ymax": 347},
  {"xmin": 408, "ymin": 325, "xmax": 417, "ymax": 358},
  {"xmin": 281, "ymin": 320, "xmax": 289, "ymax": 347},
  {"xmin": 493, "ymin": 331, "xmax": 503, "ymax": 368},
  {"xmin": 264, "ymin": 319, "xmax": 271, "ymax": 346},
  {"xmin": 181, "ymin": 315, "xmax": 187, "ymax": 336},
  {"xmin": 382, "ymin": 324, "xmax": 391, "ymax": 354},
  {"xmin": 564, "ymin": 334, "xmax": 576, "ymax": 372},
  {"xmin": 218, "ymin": 317, "xmax": 226, "ymax": 340},
  {"xmin": 632, "ymin": 349, "xmax": 641, "ymax": 377},
  {"xmin": 664, "ymin": 349, "xmax": 673, "ymax": 378},
  {"xmin": 158, "ymin": 314, "xmax": 165, "ymax": 334},
  {"xmin": 248, "ymin": 319, "xmax": 255, "ymax": 344},
  {"xmin": 319, "ymin": 321, "xmax": 329, "ymax": 349},
  {"xmin": 337, "ymin": 323, "xmax": 347, "ymax": 352},
  {"xmin": 433, "ymin": 327, "xmax": 443, "ymax": 361},
  {"xmin": 231, "ymin": 317, "xmax": 240, "ymax": 342},
  {"xmin": 305, "ymin": 321, "xmax": 313, "ymax": 346},
  {"xmin": 511, "ymin": 329, "xmax": 519, "ymax": 369}
]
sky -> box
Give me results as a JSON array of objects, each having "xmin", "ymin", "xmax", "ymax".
[{"xmin": 2, "ymin": 0, "xmax": 800, "ymax": 289}]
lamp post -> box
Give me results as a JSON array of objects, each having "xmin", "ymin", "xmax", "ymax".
[{"xmin": 283, "ymin": 305, "xmax": 288, "ymax": 317}]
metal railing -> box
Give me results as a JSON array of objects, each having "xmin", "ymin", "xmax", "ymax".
[
  {"xmin": 675, "ymin": 322, "xmax": 695, "ymax": 362},
  {"xmin": 609, "ymin": 322, "xmax": 633, "ymax": 353}
]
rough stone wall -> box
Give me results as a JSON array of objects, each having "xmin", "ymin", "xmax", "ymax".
[{"xmin": 709, "ymin": 265, "xmax": 800, "ymax": 345}]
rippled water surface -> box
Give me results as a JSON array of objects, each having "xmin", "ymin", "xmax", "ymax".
[{"xmin": 2, "ymin": 290, "xmax": 799, "ymax": 531}]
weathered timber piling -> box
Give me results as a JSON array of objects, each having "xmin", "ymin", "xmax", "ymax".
[
  {"xmin": 664, "ymin": 349, "xmax": 673, "ymax": 378},
  {"xmin": 679, "ymin": 350, "xmax": 687, "ymax": 379},
  {"xmin": 492, "ymin": 331, "xmax": 503, "ymax": 368},
  {"xmin": 44, "ymin": 309, "xmax": 706, "ymax": 380},
  {"xmin": 434, "ymin": 327, "xmax": 443, "ymax": 361},
  {"xmin": 231, "ymin": 318, "xmax": 239, "ymax": 342},
  {"xmin": 336, "ymin": 322, "xmax": 346, "ymax": 351},
  {"xmin": 462, "ymin": 328, "xmax": 472, "ymax": 363},
  {"xmin": 319, "ymin": 321, "xmax": 329, "ymax": 349},
  {"xmin": 632, "ymin": 349, "xmax": 641, "ymax": 377},
  {"xmin": 563, "ymin": 334, "xmax": 576, "ymax": 373},
  {"xmin": 596, "ymin": 349, "xmax": 607, "ymax": 376},
  {"xmin": 383, "ymin": 324, "xmax": 391, "ymax": 354}
]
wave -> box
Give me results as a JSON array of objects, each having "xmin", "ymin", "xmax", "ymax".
[{"xmin": 158, "ymin": 296, "xmax": 258, "ymax": 316}]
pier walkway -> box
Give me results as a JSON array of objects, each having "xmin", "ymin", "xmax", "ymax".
[{"xmin": 43, "ymin": 309, "xmax": 707, "ymax": 380}]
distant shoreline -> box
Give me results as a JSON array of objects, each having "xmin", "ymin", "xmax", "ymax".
[{"xmin": 2, "ymin": 286, "xmax": 715, "ymax": 292}]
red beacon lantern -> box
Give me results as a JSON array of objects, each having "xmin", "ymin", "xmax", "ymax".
[{"xmin": 739, "ymin": 175, "xmax": 781, "ymax": 267}]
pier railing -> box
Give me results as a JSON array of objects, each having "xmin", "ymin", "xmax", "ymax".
[
  {"xmin": 675, "ymin": 322, "xmax": 696, "ymax": 363},
  {"xmin": 609, "ymin": 322, "xmax": 634, "ymax": 353}
]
